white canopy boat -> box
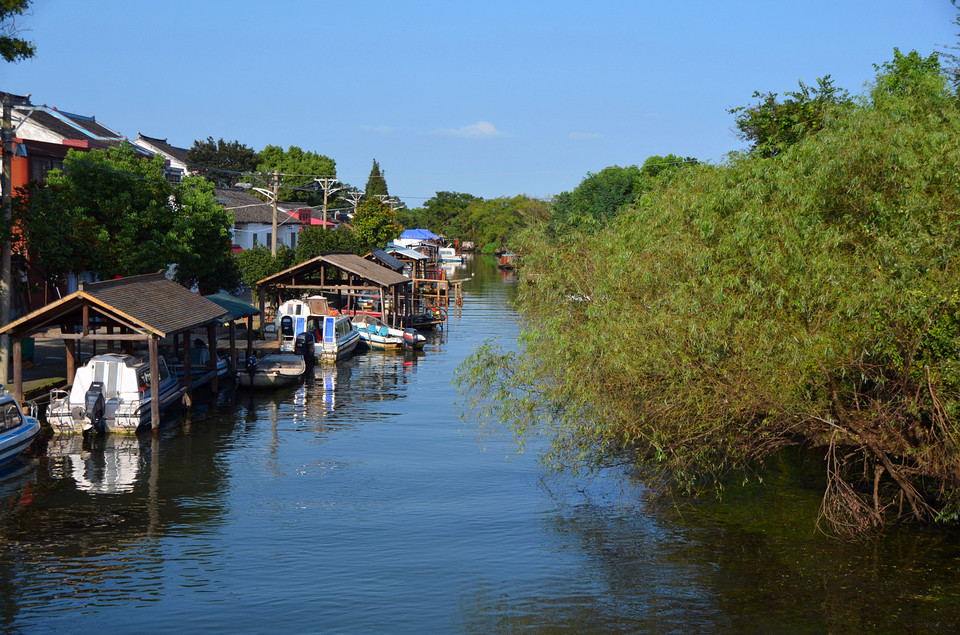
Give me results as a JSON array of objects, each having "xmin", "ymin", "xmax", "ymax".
[
  {"xmin": 46, "ymin": 353, "xmax": 181, "ymax": 434},
  {"xmin": 277, "ymin": 296, "xmax": 361, "ymax": 363}
]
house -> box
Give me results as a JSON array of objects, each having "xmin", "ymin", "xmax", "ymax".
[
  {"xmin": 0, "ymin": 92, "xmax": 155, "ymax": 315},
  {"xmin": 135, "ymin": 133, "xmax": 190, "ymax": 184},
  {"xmin": 215, "ymin": 187, "xmax": 304, "ymax": 252}
]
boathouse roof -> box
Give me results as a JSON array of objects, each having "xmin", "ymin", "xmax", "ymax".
[
  {"xmin": 366, "ymin": 249, "xmax": 404, "ymax": 272},
  {"xmin": 204, "ymin": 293, "xmax": 261, "ymax": 323},
  {"xmin": 257, "ymin": 252, "xmax": 411, "ymax": 289},
  {"xmin": 0, "ymin": 272, "xmax": 228, "ymax": 339}
]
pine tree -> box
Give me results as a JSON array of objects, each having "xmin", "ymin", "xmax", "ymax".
[{"xmin": 364, "ymin": 159, "xmax": 389, "ymax": 199}]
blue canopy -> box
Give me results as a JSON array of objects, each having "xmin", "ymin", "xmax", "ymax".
[{"xmin": 400, "ymin": 228, "xmax": 441, "ymax": 240}]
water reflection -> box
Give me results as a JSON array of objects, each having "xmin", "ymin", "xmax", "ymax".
[{"xmin": 48, "ymin": 435, "xmax": 142, "ymax": 494}]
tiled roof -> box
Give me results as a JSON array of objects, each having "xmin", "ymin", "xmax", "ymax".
[
  {"xmin": 0, "ymin": 272, "xmax": 227, "ymax": 338},
  {"xmin": 258, "ymin": 253, "xmax": 410, "ymax": 289},
  {"xmin": 215, "ymin": 188, "xmax": 300, "ymax": 225},
  {"xmin": 58, "ymin": 110, "xmax": 122, "ymax": 139},
  {"xmin": 137, "ymin": 133, "xmax": 189, "ymax": 164}
]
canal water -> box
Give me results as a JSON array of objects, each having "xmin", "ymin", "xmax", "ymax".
[{"xmin": 2, "ymin": 256, "xmax": 960, "ymax": 632}]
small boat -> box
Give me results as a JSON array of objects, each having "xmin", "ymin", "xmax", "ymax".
[
  {"xmin": 238, "ymin": 352, "xmax": 307, "ymax": 389},
  {"xmin": 46, "ymin": 353, "xmax": 182, "ymax": 434},
  {"xmin": 276, "ymin": 295, "xmax": 361, "ymax": 363},
  {"xmin": 351, "ymin": 314, "xmax": 426, "ymax": 351},
  {"xmin": 438, "ymin": 246, "xmax": 462, "ymax": 263},
  {"xmin": 0, "ymin": 388, "xmax": 41, "ymax": 466},
  {"xmin": 498, "ymin": 253, "xmax": 520, "ymax": 269}
]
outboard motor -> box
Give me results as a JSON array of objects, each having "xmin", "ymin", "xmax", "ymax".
[
  {"xmin": 402, "ymin": 328, "xmax": 420, "ymax": 350},
  {"xmin": 245, "ymin": 355, "xmax": 258, "ymax": 382},
  {"xmin": 295, "ymin": 331, "xmax": 316, "ymax": 363},
  {"xmin": 83, "ymin": 381, "xmax": 106, "ymax": 435}
]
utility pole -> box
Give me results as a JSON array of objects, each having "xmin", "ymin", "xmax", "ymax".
[
  {"xmin": 314, "ymin": 177, "xmax": 344, "ymax": 230},
  {"xmin": 345, "ymin": 191, "xmax": 363, "ymax": 217},
  {"xmin": 271, "ymin": 170, "xmax": 279, "ymax": 257},
  {"xmin": 0, "ymin": 102, "xmax": 13, "ymax": 387}
]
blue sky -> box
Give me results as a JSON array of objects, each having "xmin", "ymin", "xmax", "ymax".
[{"xmin": 4, "ymin": 1, "xmax": 957, "ymax": 205}]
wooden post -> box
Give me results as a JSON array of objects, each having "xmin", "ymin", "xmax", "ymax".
[
  {"xmin": 12, "ymin": 337, "xmax": 22, "ymax": 404},
  {"xmin": 207, "ymin": 323, "xmax": 218, "ymax": 393},
  {"xmin": 182, "ymin": 331, "xmax": 193, "ymax": 408},
  {"xmin": 149, "ymin": 335, "xmax": 161, "ymax": 433},
  {"xmin": 63, "ymin": 328, "xmax": 77, "ymax": 386},
  {"xmin": 229, "ymin": 321, "xmax": 237, "ymax": 374}
]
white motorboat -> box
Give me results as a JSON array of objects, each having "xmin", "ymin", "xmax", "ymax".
[
  {"xmin": 238, "ymin": 352, "xmax": 307, "ymax": 389},
  {"xmin": 276, "ymin": 296, "xmax": 361, "ymax": 363},
  {"xmin": 351, "ymin": 314, "xmax": 426, "ymax": 351},
  {"xmin": 46, "ymin": 353, "xmax": 182, "ymax": 434},
  {"xmin": 0, "ymin": 389, "xmax": 41, "ymax": 466},
  {"xmin": 438, "ymin": 246, "xmax": 462, "ymax": 263}
]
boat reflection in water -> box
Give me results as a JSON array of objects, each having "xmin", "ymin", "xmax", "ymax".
[{"xmin": 47, "ymin": 435, "xmax": 142, "ymax": 494}]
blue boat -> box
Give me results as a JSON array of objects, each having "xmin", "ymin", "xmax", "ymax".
[{"xmin": 0, "ymin": 388, "xmax": 41, "ymax": 465}]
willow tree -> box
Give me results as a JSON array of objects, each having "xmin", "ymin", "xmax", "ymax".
[{"xmin": 458, "ymin": 50, "xmax": 960, "ymax": 536}]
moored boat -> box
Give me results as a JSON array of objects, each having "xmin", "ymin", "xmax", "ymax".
[
  {"xmin": 276, "ymin": 296, "xmax": 361, "ymax": 363},
  {"xmin": 351, "ymin": 314, "xmax": 426, "ymax": 351},
  {"xmin": 238, "ymin": 352, "xmax": 307, "ymax": 389},
  {"xmin": 0, "ymin": 388, "xmax": 41, "ymax": 466},
  {"xmin": 438, "ymin": 246, "xmax": 462, "ymax": 263},
  {"xmin": 46, "ymin": 353, "xmax": 182, "ymax": 434}
]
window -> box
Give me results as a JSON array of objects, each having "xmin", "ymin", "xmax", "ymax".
[
  {"xmin": 291, "ymin": 232, "xmax": 297, "ymax": 249},
  {"xmin": 0, "ymin": 402, "xmax": 22, "ymax": 432},
  {"xmin": 30, "ymin": 157, "xmax": 64, "ymax": 183},
  {"xmin": 267, "ymin": 233, "xmax": 273, "ymax": 249},
  {"xmin": 253, "ymin": 234, "xmax": 259, "ymax": 247}
]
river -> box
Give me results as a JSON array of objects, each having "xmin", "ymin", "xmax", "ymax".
[{"xmin": 1, "ymin": 256, "xmax": 959, "ymax": 633}]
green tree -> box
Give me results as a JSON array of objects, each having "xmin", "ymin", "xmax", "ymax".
[
  {"xmin": 464, "ymin": 195, "xmax": 550, "ymax": 252},
  {"xmin": 186, "ymin": 137, "xmax": 260, "ymax": 185},
  {"xmin": 15, "ymin": 143, "xmax": 238, "ymax": 293},
  {"xmin": 168, "ymin": 176, "xmax": 241, "ymax": 294},
  {"xmin": 295, "ymin": 225, "xmax": 365, "ymax": 261},
  {"xmin": 364, "ymin": 159, "xmax": 389, "ymax": 199},
  {"xmin": 729, "ymin": 75, "xmax": 851, "ymax": 158},
  {"xmin": 401, "ymin": 191, "xmax": 481, "ymax": 237},
  {"xmin": 234, "ymin": 244, "xmax": 295, "ymax": 292},
  {"xmin": 256, "ymin": 145, "xmax": 336, "ymax": 207},
  {"xmin": 0, "ymin": 0, "xmax": 34, "ymax": 62},
  {"xmin": 549, "ymin": 165, "xmax": 644, "ymax": 233},
  {"xmin": 459, "ymin": 50, "xmax": 960, "ymax": 536},
  {"xmin": 351, "ymin": 198, "xmax": 401, "ymax": 249},
  {"xmin": 942, "ymin": 1, "xmax": 960, "ymax": 89}
]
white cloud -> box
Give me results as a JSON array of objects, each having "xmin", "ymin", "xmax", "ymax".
[
  {"xmin": 435, "ymin": 121, "xmax": 505, "ymax": 138},
  {"xmin": 360, "ymin": 124, "xmax": 395, "ymax": 135}
]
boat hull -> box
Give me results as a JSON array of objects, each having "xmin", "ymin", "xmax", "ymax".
[
  {"xmin": 46, "ymin": 353, "xmax": 182, "ymax": 434},
  {"xmin": 238, "ymin": 353, "xmax": 306, "ymax": 389},
  {"xmin": 0, "ymin": 416, "xmax": 40, "ymax": 465}
]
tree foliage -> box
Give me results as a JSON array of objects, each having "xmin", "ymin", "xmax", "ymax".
[
  {"xmin": 234, "ymin": 244, "xmax": 294, "ymax": 292},
  {"xmin": 729, "ymin": 75, "xmax": 851, "ymax": 158},
  {"xmin": 256, "ymin": 145, "xmax": 336, "ymax": 206},
  {"xmin": 14, "ymin": 143, "xmax": 239, "ymax": 293},
  {"xmin": 295, "ymin": 226, "xmax": 366, "ymax": 261},
  {"xmin": 351, "ymin": 198, "xmax": 402, "ymax": 249},
  {"xmin": 0, "ymin": 0, "xmax": 34, "ymax": 62},
  {"xmin": 458, "ymin": 50, "xmax": 960, "ymax": 536},
  {"xmin": 364, "ymin": 159, "xmax": 389, "ymax": 199},
  {"xmin": 186, "ymin": 137, "xmax": 260, "ymax": 185}
]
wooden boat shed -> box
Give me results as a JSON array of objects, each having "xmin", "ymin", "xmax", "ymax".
[
  {"xmin": 0, "ymin": 272, "xmax": 230, "ymax": 431},
  {"xmin": 256, "ymin": 252, "xmax": 412, "ymax": 326}
]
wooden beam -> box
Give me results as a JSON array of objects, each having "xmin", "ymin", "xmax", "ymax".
[{"xmin": 149, "ymin": 336, "xmax": 160, "ymax": 433}]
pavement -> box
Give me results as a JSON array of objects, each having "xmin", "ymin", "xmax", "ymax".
[{"xmin": 9, "ymin": 333, "xmax": 70, "ymax": 401}]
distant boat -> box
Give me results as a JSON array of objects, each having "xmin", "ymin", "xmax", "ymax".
[
  {"xmin": 352, "ymin": 314, "xmax": 426, "ymax": 351},
  {"xmin": 238, "ymin": 352, "xmax": 307, "ymax": 389},
  {"xmin": 47, "ymin": 353, "xmax": 181, "ymax": 434},
  {"xmin": 276, "ymin": 296, "xmax": 361, "ymax": 363},
  {"xmin": 438, "ymin": 246, "xmax": 462, "ymax": 263},
  {"xmin": 0, "ymin": 388, "xmax": 41, "ymax": 466},
  {"xmin": 498, "ymin": 253, "xmax": 519, "ymax": 269}
]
